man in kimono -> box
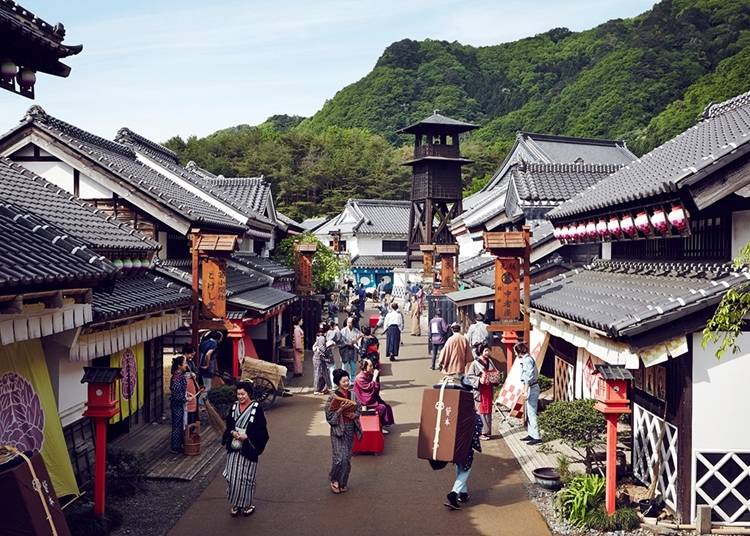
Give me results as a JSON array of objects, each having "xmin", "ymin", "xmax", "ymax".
[
  {"xmin": 339, "ymin": 317, "xmax": 361, "ymax": 380},
  {"xmin": 439, "ymin": 323, "xmax": 473, "ymax": 377},
  {"xmin": 516, "ymin": 342, "xmax": 541, "ymax": 445}
]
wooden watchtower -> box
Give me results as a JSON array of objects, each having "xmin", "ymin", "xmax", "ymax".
[{"xmin": 397, "ymin": 112, "xmax": 477, "ymax": 268}]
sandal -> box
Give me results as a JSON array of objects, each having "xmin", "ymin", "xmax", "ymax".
[
  {"xmin": 479, "ymin": 434, "xmax": 490, "ymax": 441},
  {"xmin": 230, "ymin": 506, "xmax": 240, "ymax": 517},
  {"xmin": 242, "ymin": 505, "xmax": 256, "ymax": 516},
  {"xmin": 339, "ymin": 486, "xmax": 348, "ymax": 493},
  {"xmin": 330, "ymin": 481, "xmax": 341, "ymax": 494}
]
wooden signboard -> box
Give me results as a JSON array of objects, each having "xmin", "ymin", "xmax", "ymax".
[
  {"xmin": 294, "ymin": 242, "xmax": 317, "ymax": 294},
  {"xmin": 202, "ymin": 257, "xmax": 227, "ymax": 318},
  {"xmin": 495, "ymin": 257, "xmax": 521, "ymax": 321}
]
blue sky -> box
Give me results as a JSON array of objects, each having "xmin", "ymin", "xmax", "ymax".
[{"xmin": 1, "ymin": 1, "xmax": 655, "ymax": 142}]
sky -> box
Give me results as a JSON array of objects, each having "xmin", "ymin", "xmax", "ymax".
[{"xmin": 1, "ymin": 0, "xmax": 656, "ymax": 142}]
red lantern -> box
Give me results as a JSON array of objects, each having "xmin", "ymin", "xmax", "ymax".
[
  {"xmin": 17, "ymin": 69, "xmax": 35, "ymax": 89},
  {"xmin": 596, "ymin": 219, "xmax": 608, "ymax": 238},
  {"xmin": 668, "ymin": 205, "xmax": 687, "ymax": 232},
  {"xmin": 621, "ymin": 215, "xmax": 636, "ymax": 237},
  {"xmin": 651, "ymin": 209, "xmax": 668, "ymax": 234},
  {"xmin": 585, "ymin": 221, "xmax": 597, "ymax": 240},
  {"xmin": 553, "ymin": 227, "xmax": 562, "ymax": 240},
  {"xmin": 576, "ymin": 223, "xmax": 586, "ymax": 241},
  {"xmin": 607, "ymin": 217, "xmax": 621, "ymax": 238},
  {"xmin": 635, "ymin": 211, "xmax": 652, "ymax": 235},
  {"xmin": 560, "ymin": 225, "xmax": 570, "ymax": 241},
  {"xmin": 1, "ymin": 60, "xmax": 17, "ymax": 83}
]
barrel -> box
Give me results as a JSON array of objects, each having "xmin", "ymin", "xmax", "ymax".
[{"xmin": 183, "ymin": 422, "xmax": 201, "ymax": 456}]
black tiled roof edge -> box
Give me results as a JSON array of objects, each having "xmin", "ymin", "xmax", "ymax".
[
  {"xmin": 206, "ymin": 177, "xmax": 274, "ymax": 224},
  {"xmin": 92, "ymin": 271, "xmax": 191, "ymax": 322},
  {"xmin": 513, "ymin": 161, "xmax": 623, "ymax": 204},
  {"xmin": 0, "ymin": 157, "xmax": 159, "ymax": 252},
  {"xmin": 117, "ymin": 128, "xmax": 273, "ymax": 226},
  {"xmin": 530, "ymin": 260, "xmax": 750, "ymax": 337},
  {"xmin": 15, "ymin": 107, "xmax": 247, "ymax": 233},
  {"xmin": 185, "ymin": 161, "xmax": 216, "ymax": 179},
  {"xmin": 231, "ymin": 253, "xmax": 295, "ymax": 279},
  {"xmin": 547, "ymin": 89, "xmax": 750, "ymax": 222},
  {"xmin": 154, "ymin": 260, "xmax": 269, "ymax": 296},
  {"xmin": 350, "ymin": 254, "xmax": 406, "ymax": 269},
  {"xmin": 0, "ymin": 199, "xmax": 117, "ymax": 291},
  {"xmin": 0, "ymin": 1, "xmax": 82, "ymax": 57}
]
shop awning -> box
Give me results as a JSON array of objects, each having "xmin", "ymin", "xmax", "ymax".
[
  {"xmin": 229, "ymin": 286, "xmax": 296, "ymax": 313},
  {"xmin": 446, "ymin": 286, "xmax": 495, "ymax": 307}
]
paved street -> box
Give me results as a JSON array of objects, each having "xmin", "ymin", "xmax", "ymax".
[{"xmin": 169, "ymin": 329, "xmax": 551, "ymax": 536}]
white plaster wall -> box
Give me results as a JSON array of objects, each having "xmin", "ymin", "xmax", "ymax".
[
  {"xmin": 731, "ymin": 210, "xmax": 750, "ymax": 259},
  {"xmin": 692, "ymin": 332, "xmax": 750, "ymax": 452},
  {"xmin": 357, "ymin": 237, "xmax": 383, "ymax": 256},
  {"xmin": 20, "ymin": 160, "xmax": 75, "ymax": 193},
  {"xmin": 79, "ymin": 171, "xmax": 112, "ymax": 198},
  {"xmin": 15, "ymin": 145, "xmax": 35, "ymax": 156},
  {"xmin": 601, "ymin": 242, "xmax": 612, "ymax": 260},
  {"xmin": 457, "ymin": 233, "xmax": 484, "ymax": 259},
  {"xmin": 346, "ymin": 235, "xmax": 360, "ymax": 257},
  {"xmin": 57, "ymin": 357, "xmax": 88, "ymax": 426},
  {"xmin": 157, "ymin": 231, "xmax": 169, "ymax": 259}
]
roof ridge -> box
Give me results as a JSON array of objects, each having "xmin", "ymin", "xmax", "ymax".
[
  {"xmin": 522, "ymin": 162, "xmax": 623, "ymax": 173},
  {"xmin": 1, "ymin": 1, "xmax": 67, "ymax": 41},
  {"xmin": 702, "ymin": 88, "xmax": 750, "ymax": 119},
  {"xmin": 25, "ymin": 106, "xmax": 136, "ymax": 159},
  {"xmin": 520, "ymin": 131, "xmax": 627, "ymax": 147},
  {"xmin": 115, "ymin": 127, "xmax": 179, "ymax": 163}
]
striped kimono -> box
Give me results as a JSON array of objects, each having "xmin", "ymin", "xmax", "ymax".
[
  {"xmin": 324, "ymin": 390, "xmax": 362, "ymax": 488},
  {"xmin": 222, "ymin": 401, "xmax": 268, "ymax": 509}
]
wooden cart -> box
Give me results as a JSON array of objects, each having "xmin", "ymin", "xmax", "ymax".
[{"xmin": 240, "ymin": 357, "xmax": 287, "ymax": 409}]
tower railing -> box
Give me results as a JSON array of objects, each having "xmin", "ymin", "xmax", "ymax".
[{"xmin": 415, "ymin": 144, "xmax": 460, "ymax": 159}]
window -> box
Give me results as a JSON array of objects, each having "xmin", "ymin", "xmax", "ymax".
[{"xmin": 382, "ymin": 240, "xmax": 407, "ymax": 252}]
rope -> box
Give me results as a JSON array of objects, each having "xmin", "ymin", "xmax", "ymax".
[
  {"xmin": 2, "ymin": 445, "xmax": 59, "ymax": 536},
  {"xmin": 432, "ymin": 378, "xmax": 450, "ymax": 459}
]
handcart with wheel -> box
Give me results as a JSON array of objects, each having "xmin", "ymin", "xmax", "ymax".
[{"xmin": 240, "ymin": 357, "xmax": 288, "ymax": 410}]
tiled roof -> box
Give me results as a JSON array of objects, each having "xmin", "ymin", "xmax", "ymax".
[
  {"xmin": 156, "ymin": 259, "xmax": 269, "ymax": 296},
  {"xmin": 185, "ymin": 161, "xmax": 217, "ymax": 179},
  {"xmin": 0, "ymin": 158, "xmax": 158, "ymax": 254},
  {"xmin": 207, "ymin": 177, "xmax": 270, "ymax": 216},
  {"xmin": 521, "ymin": 132, "xmax": 635, "ymax": 166},
  {"xmin": 12, "ymin": 107, "xmax": 246, "ymax": 233},
  {"xmin": 300, "ymin": 216, "xmax": 329, "ymax": 231},
  {"xmin": 116, "ymin": 128, "xmax": 273, "ymax": 226},
  {"xmin": 459, "ymin": 254, "xmax": 495, "ymax": 277},
  {"xmin": 229, "ymin": 286, "xmax": 296, "ymax": 313},
  {"xmin": 511, "ymin": 162, "xmax": 622, "ymax": 206},
  {"xmin": 548, "ymin": 89, "xmax": 750, "ymax": 221},
  {"xmin": 530, "ymin": 260, "xmax": 750, "ymax": 338},
  {"xmin": 276, "ymin": 211, "xmax": 302, "ymax": 229},
  {"xmin": 231, "ymin": 253, "xmax": 295, "ymax": 279},
  {"xmin": 398, "ymin": 113, "xmax": 478, "ymax": 134},
  {"xmin": 0, "ymin": 199, "xmax": 117, "ymax": 292},
  {"xmin": 350, "ymin": 255, "xmax": 406, "ymax": 269},
  {"xmin": 318, "ymin": 199, "xmax": 410, "ymax": 237},
  {"xmin": 92, "ymin": 271, "xmax": 191, "ymax": 321},
  {"xmin": 0, "ymin": 2, "xmax": 82, "ymax": 64}
]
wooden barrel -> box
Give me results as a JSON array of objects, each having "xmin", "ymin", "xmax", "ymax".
[{"xmin": 183, "ymin": 422, "xmax": 201, "ymax": 456}]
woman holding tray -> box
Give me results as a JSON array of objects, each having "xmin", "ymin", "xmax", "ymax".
[{"xmin": 324, "ymin": 369, "xmax": 362, "ymax": 494}]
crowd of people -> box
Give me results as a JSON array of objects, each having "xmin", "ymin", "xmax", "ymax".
[{"xmin": 165, "ymin": 277, "xmax": 540, "ymax": 516}]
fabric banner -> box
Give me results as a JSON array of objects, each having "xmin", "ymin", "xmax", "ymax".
[
  {"xmin": 0, "ymin": 340, "xmax": 79, "ymax": 498},
  {"xmin": 575, "ymin": 348, "xmax": 604, "ymax": 400},
  {"xmin": 530, "ymin": 329, "xmax": 549, "ymax": 370},
  {"xmin": 495, "ymin": 358, "xmax": 525, "ymax": 416},
  {"xmin": 110, "ymin": 343, "xmax": 145, "ymax": 424}
]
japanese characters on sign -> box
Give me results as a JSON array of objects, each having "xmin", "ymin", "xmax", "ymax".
[
  {"xmin": 494, "ymin": 257, "xmax": 521, "ymax": 321},
  {"xmin": 202, "ymin": 257, "xmax": 227, "ymax": 318}
]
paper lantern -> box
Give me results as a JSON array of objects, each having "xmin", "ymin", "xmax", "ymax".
[
  {"xmin": 122, "ymin": 258, "xmax": 133, "ymax": 269},
  {"xmin": 634, "ymin": 211, "xmax": 652, "ymax": 235},
  {"xmin": 562, "ymin": 225, "xmax": 572, "ymax": 241},
  {"xmin": 586, "ymin": 221, "xmax": 597, "ymax": 240},
  {"xmin": 17, "ymin": 69, "xmax": 35, "ymax": 89},
  {"xmin": 607, "ymin": 217, "xmax": 621, "ymax": 238},
  {"xmin": 650, "ymin": 209, "xmax": 668, "ymax": 234},
  {"xmin": 553, "ymin": 227, "xmax": 562, "ymax": 240},
  {"xmin": 596, "ymin": 219, "xmax": 608, "ymax": 238},
  {"xmin": 668, "ymin": 205, "xmax": 687, "ymax": 232},
  {"xmin": 621, "ymin": 215, "xmax": 636, "ymax": 237},
  {"xmin": 577, "ymin": 223, "xmax": 587, "ymax": 241},
  {"xmin": 1, "ymin": 60, "xmax": 17, "ymax": 83}
]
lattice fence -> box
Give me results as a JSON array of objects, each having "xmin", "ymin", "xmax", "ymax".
[
  {"xmin": 554, "ymin": 356, "xmax": 574, "ymax": 402},
  {"xmin": 633, "ymin": 404, "xmax": 678, "ymax": 511},
  {"xmin": 695, "ymin": 451, "xmax": 750, "ymax": 525}
]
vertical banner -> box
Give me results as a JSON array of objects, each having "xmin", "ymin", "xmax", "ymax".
[
  {"xmin": 0, "ymin": 340, "xmax": 79, "ymax": 497},
  {"xmin": 575, "ymin": 348, "xmax": 604, "ymax": 400},
  {"xmin": 494, "ymin": 257, "xmax": 521, "ymax": 322},
  {"xmin": 202, "ymin": 257, "xmax": 227, "ymax": 318},
  {"xmin": 110, "ymin": 343, "xmax": 145, "ymax": 424}
]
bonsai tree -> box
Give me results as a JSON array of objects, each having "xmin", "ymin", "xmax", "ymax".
[
  {"xmin": 538, "ymin": 399, "xmax": 606, "ymax": 474},
  {"xmin": 273, "ymin": 231, "xmax": 347, "ymax": 293}
]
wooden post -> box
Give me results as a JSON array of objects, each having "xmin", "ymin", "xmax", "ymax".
[
  {"xmin": 435, "ymin": 244, "xmax": 459, "ymax": 293},
  {"xmin": 93, "ymin": 418, "xmax": 107, "ymax": 516},
  {"xmin": 502, "ymin": 330, "xmax": 518, "ymax": 375},
  {"xmin": 605, "ymin": 413, "xmax": 618, "ymax": 515},
  {"xmin": 420, "ymin": 244, "xmax": 435, "ymax": 284},
  {"xmin": 295, "ymin": 242, "xmax": 317, "ymax": 295},
  {"xmin": 227, "ymin": 323, "xmax": 243, "ymax": 379},
  {"xmin": 695, "ymin": 505, "xmax": 712, "ymax": 534},
  {"xmin": 190, "ymin": 230, "xmax": 200, "ymax": 350}
]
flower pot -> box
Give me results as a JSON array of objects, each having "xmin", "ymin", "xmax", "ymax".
[{"xmin": 532, "ymin": 467, "xmax": 562, "ymax": 491}]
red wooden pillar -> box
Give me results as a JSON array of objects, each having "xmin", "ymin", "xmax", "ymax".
[
  {"xmin": 227, "ymin": 323, "xmax": 244, "ymax": 379},
  {"xmin": 93, "ymin": 419, "xmax": 107, "ymax": 516},
  {"xmin": 502, "ymin": 330, "xmax": 518, "ymax": 374},
  {"xmin": 604, "ymin": 413, "xmax": 619, "ymax": 515}
]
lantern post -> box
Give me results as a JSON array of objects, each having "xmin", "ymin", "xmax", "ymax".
[
  {"xmin": 81, "ymin": 367, "xmax": 122, "ymax": 517},
  {"xmin": 593, "ymin": 364, "xmax": 633, "ymax": 515}
]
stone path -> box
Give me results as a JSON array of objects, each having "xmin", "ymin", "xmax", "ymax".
[{"xmin": 168, "ymin": 326, "xmax": 552, "ymax": 536}]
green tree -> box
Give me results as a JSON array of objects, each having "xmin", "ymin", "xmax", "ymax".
[
  {"xmin": 273, "ymin": 232, "xmax": 347, "ymax": 293},
  {"xmin": 538, "ymin": 399, "xmax": 606, "ymax": 474}
]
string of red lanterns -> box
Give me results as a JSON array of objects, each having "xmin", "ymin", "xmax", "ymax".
[{"xmin": 553, "ymin": 204, "xmax": 688, "ymax": 243}]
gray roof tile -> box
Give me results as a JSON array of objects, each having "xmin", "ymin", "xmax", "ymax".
[
  {"xmin": 511, "ymin": 162, "xmax": 623, "ymax": 205},
  {"xmin": 350, "ymin": 255, "xmax": 406, "ymax": 269},
  {"xmin": 318, "ymin": 199, "xmax": 410, "ymax": 236},
  {"xmin": 530, "ymin": 260, "xmax": 750, "ymax": 337},
  {"xmin": 548, "ymin": 89, "xmax": 750, "ymax": 221},
  {"xmin": 92, "ymin": 271, "xmax": 191, "ymax": 321},
  {"xmin": 0, "ymin": 158, "xmax": 158, "ymax": 254}
]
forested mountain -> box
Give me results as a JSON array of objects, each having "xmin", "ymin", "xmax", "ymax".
[{"xmin": 165, "ymin": 0, "xmax": 750, "ymax": 221}]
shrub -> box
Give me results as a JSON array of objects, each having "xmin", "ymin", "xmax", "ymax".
[
  {"xmin": 538, "ymin": 373, "xmax": 552, "ymax": 392},
  {"xmin": 105, "ymin": 447, "xmax": 146, "ymax": 497},
  {"xmin": 556, "ymin": 474, "xmax": 605, "ymax": 528},
  {"xmin": 64, "ymin": 499, "xmax": 123, "ymax": 536},
  {"xmin": 556, "ymin": 454, "xmax": 575, "ymax": 485},
  {"xmin": 207, "ymin": 385, "xmax": 236, "ymax": 416},
  {"xmin": 586, "ymin": 506, "xmax": 641, "ymax": 531},
  {"xmin": 538, "ymin": 399, "xmax": 606, "ymax": 473}
]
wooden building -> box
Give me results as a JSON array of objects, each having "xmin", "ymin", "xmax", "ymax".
[{"xmin": 536, "ymin": 90, "xmax": 750, "ymax": 526}]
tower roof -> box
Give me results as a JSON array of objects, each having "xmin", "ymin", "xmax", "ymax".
[{"xmin": 397, "ymin": 112, "xmax": 478, "ymax": 135}]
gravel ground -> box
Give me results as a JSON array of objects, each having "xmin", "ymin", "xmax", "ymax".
[
  {"xmin": 110, "ymin": 456, "xmax": 223, "ymax": 536},
  {"xmin": 525, "ymin": 483, "xmax": 669, "ymax": 536}
]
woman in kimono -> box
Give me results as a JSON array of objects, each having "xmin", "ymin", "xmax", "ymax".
[
  {"xmin": 292, "ymin": 316, "xmax": 305, "ymax": 377},
  {"xmin": 222, "ymin": 381, "xmax": 269, "ymax": 517},
  {"xmin": 383, "ymin": 302, "xmax": 403, "ymax": 362},
  {"xmin": 358, "ymin": 326, "xmax": 380, "ymax": 369},
  {"xmin": 169, "ymin": 356, "xmax": 188, "ymax": 453},
  {"xmin": 464, "ymin": 345, "xmax": 500, "ymax": 440},
  {"xmin": 353, "ymin": 358, "xmax": 394, "ymax": 431},
  {"xmin": 324, "ymin": 369, "xmax": 362, "ymax": 494},
  {"xmin": 312, "ymin": 323, "xmax": 331, "ymax": 395}
]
